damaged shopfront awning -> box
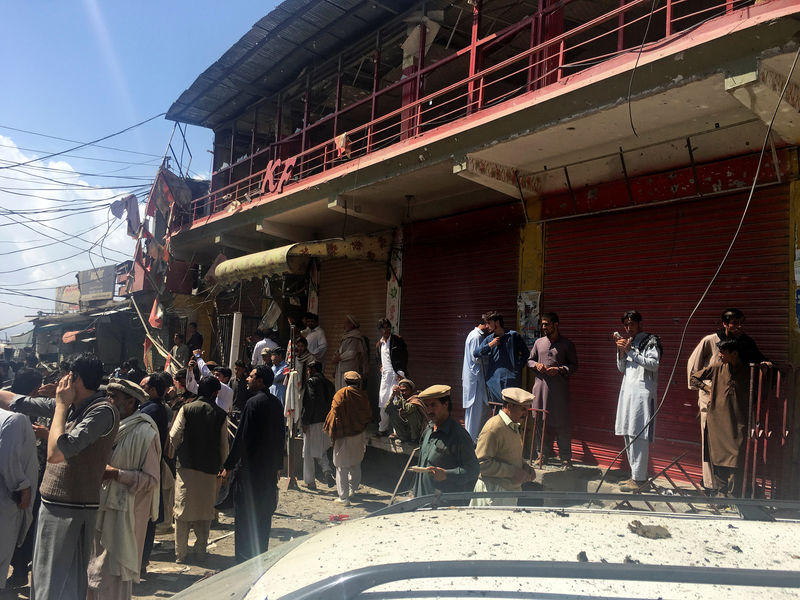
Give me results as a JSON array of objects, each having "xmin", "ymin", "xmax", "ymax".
[
  {"xmin": 212, "ymin": 233, "xmax": 392, "ymax": 285},
  {"xmin": 62, "ymin": 328, "xmax": 95, "ymax": 344}
]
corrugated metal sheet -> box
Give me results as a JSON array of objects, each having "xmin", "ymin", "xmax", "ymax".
[
  {"xmin": 400, "ymin": 205, "xmax": 524, "ymax": 421},
  {"xmin": 317, "ymin": 259, "xmax": 387, "ymax": 404},
  {"xmin": 542, "ymin": 186, "xmax": 790, "ymax": 480},
  {"xmin": 167, "ymin": 0, "xmax": 420, "ymax": 129}
]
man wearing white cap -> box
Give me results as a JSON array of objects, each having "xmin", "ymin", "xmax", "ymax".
[
  {"xmin": 332, "ymin": 315, "xmax": 368, "ymax": 390},
  {"xmin": 470, "ymin": 387, "xmax": 536, "ymax": 507},
  {"xmin": 88, "ymin": 379, "xmax": 161, "ymax": 600}
]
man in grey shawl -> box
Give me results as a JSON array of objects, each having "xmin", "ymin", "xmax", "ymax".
[
  {"xmin": 332, "ymin": 314, "xmax": 368, "ymax": 390},
  {"xmin": 87, "ymin": 379, "xmax": 161, "ymax": 600}
]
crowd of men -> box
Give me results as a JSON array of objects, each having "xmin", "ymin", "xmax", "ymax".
[{"xmin": 0, "ymin": 306, "xmax": 773, "ymax": 597}]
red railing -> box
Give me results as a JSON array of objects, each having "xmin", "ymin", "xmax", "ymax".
[{"xmin": 184, "ymin": 0, "xmax": 756, "ymax": 226}]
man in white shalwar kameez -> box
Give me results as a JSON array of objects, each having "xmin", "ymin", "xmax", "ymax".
[
  {"xmin": 376, "ymin": 319, "xmax": 408, "ymax": 436},
  {"xmin": 615, "ymin": 310, "xmax": 661, "ymax": 492},
  {"xmin": 0, "ymin": 407, "xmax": 38, "ymax": 590},
  {"xmin": 462, "ymin": 315, "xmax": 490, "ymax": 442},
  {"xmin": 88, "ymin": 379, "xmax": 160, "ymax": 600}
]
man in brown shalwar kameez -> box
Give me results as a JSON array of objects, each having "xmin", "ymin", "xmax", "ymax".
[{"xmin": 691, "ymin": 338, "xmax": 755, "ymax": 497}]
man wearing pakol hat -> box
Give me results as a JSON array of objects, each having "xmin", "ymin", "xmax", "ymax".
[
  {"xmin": 332, "ymin": 314, "xmax": 369, "ymax": 390},
  {"xmin": 385, "ymin": 378, "xmax": 426, "ymax": 444},
  {"xmin": 88, "ymin": 379, "xmax": 161, "ymax": 600},
  {"xmin": 470, "ymin": 388, "xmax": 536, "ymax": 507},
  {"xmin": 412, "ymin": 385, "xmax": 479, "ymax": 500},
  {"xmin": 323, "ymin": 371, "xmax": 372, "ymax": 506}
]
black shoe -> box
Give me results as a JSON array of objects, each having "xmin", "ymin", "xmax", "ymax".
[
  {"xmin": 377, "ymin": 429, "xmax": 390, "ymax": 437},
  {"xmin": 324, "ymin": 471, "xmax": 336, "ymax": 487},
  {"xmin": 6, "ymin": 569, "xmax": 29, "ymax": 589}
]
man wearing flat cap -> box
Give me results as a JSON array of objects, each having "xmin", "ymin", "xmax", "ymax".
[
  {"xmin": 332, "ymin": 314, "xmax": 368, "ymax": 391},
  {"xmin": 88, "ymin": 379, "xmax": 161, "ymax": 599},
  {"xmin": 323, "ymin": 371, "xmax": 372, "ymax": 505},
  {"xmin": 385, "ymin": 378, "xmax": 426, "ymax": 444},
  {"xmin": 412, "ymin": 385, "xmax": 479, "ymax": 499},
  {"xmin": 470, "ymin": 388, "xmax": 536, "ymax": 507}
]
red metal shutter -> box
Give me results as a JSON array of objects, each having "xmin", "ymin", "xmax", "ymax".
[
  {"xmin": 317, "ymin": 259, "xmax": 387, "ymax": 396},
  {"xmin": 542, "ymin": 186, "xmax": 790, "ymax": 479},
  {"xmin": 401, "ymin": 207, "xmax": 522, "ymax": 421}
]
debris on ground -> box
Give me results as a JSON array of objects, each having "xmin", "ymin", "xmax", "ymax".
[
  {"xmin": 577, "ymin": 551, "xmax": 588, "ymax": 562},
  {"xmin": 627, "ymin": 519, "xmax": 671, "ymax": 539},
  {"xmin": 329, "ymin": 514, "xmax": 350, "ymax": 523}
]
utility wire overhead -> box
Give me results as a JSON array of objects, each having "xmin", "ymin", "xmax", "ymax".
[
  {"xmin": 0, "ymin": 210, "xmax": 132, "ymax": 261},
  {"xmin": 0, "ymin": 113, "xmax": 167, "ymax": 171},
  {"xmin": 0, "ymin": 157, "xmax": 160, "ymax": 180},
  {"xmin": 0, "ymin": 141, "xmax": 167, "ymax": 166},
  {"xmin": 0, "ymin": 123, "xmax": 164, "ymax": 158}
]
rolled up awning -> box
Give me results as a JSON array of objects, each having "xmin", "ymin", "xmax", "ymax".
[{"xmin": 212, "ymin": 233, "xmax": 392, "ymax": 285}]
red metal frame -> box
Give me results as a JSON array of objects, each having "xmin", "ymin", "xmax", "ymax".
[{"xmin": 183, "ymin": 0, "xmax": 763, "ymax": 225}]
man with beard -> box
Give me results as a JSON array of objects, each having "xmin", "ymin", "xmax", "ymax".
[
  {"xmin": 87, "ymin": 379, "xmax": 160, "ymax": 600},
  {"xmin": 474, "ymin": 312, "xmax": 528, "ymax": 407},
  {"xmin": 686, "ymin": 308, "xmax": 768, "ymax": 490},
  {"xmin": 332, "ymin": 315, "xmax": 368, "ymax": 390},
  {"xmin": 220, "ymin": 366, "xmax": 284, "ymax": 562},
  {"xmin": 412, "ymin": 385, "xmax": 479, "ymax": 499}
]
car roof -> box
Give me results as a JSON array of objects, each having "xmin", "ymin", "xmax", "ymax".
[{"xmin": 245, "ymin": 502, "xmax": 800, "ymax": 599}]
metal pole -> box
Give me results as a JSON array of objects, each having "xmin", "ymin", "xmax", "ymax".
[
  {"xmin": 286, "ymin": 323, "xmax": 299, "ymax": 490},
  {"xmin": 467, "ymin": 0, "xmax": 482, "ymax": 114},
  {"xmin": 228, "ymin": 311, "xmax": 242, "ymax": 368},
  {"xmin": 741, "ymin": 364, "xmax": 755, "ymax": 498}
]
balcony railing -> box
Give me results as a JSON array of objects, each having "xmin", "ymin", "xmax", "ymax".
[{"xmin": 182, "ymin": 0, "xmax": 757, "ymax": 228}]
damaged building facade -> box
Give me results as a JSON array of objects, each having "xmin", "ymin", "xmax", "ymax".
[{"xmin": 156, "ymin": 0, "xmax": 800, "ymax": 494}]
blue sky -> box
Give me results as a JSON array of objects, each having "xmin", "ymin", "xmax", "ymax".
[{"xmin": 0, "ymin": 1, "xmax": 279, "ymax": 338}]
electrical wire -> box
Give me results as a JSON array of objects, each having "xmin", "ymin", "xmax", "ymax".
[
  {"xmin": 626, "ymin": 0, "xmax": 661, "ymax": 138},
  {"xmin": 0, "ymin": 124, "xmax": 163, "ymax": 157},
  {"xmin": 0, "ymin": 141, "xmax": 165, "ymax": 166},
  {"xmin": 0, "ymin": 219, "xmax": 111, "ymax": 257},
  {"xmin": 592, "ymin": 42, "xmax": 800, "ymax": 496},
  {"xmin": 0, "ymin": 157, "xmax": 160, "ymax": 180},
  {"xmin": 0, "ymin": 210, "xmax": 132, "ymax": 262},
  {"xmin": 0, "ymin": 115, "xmax": 166, "ymax": 171}
]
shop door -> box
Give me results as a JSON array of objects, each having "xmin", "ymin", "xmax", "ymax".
[
  {"xmin": 401, "ymin": 206, "xmax": 523, "ymax": 421},
  {"xmin": 542, "ymin": 187, "xmax": 789, "ymax": 479},
  {"xmin": 317, "ymin": 259, "xmax": 388, "ymax": 400}
]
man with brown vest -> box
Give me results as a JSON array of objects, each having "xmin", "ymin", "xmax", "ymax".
[
  {"xmin": 0, "ymin": 353, "xmax": 119, "ymax": 600},
  {"xmin": 168, "ymin": 375, "xmax": 228, "ymax": 563}
]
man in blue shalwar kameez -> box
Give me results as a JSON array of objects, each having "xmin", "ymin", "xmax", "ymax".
[
  {"xmin": 462, "ymin": 314, "xmax": 491, "ymax": 442},
  {"xmin": 474, "ymin": 312, "xmax": 529, "ymax": 407}
]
